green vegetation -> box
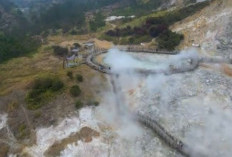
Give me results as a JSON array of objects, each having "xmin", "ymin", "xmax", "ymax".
[
  {"xmin": 0, "ymin": 34, "xmax": 40, "ymax": 63},
  {"xmin": 0, "ymin": 0, "xmax": 120, "ymax": 63},
  {"xmin": 7, "ymin": 101, "xmax": 19, "ymax": 112},
  {"xmin": 86, "ymin": 100, "xmax": 100, "ymax": 107},
  {"xmin": 75, "ymin": 74, "xmax": 83, "ymax": 82},
  {"xmin": 67, "ymin": 71, "xmax": 73, "ymax": 79},
  {"xmin": 32, "ymin": 0, "xmax": 118, "ymax": 32},
  {"xmin": 75, "ymin": 99, "xmax": 99, "ymax": 110},
  {"xmin": 53, "ymin": 46, "xmax": 68, "ymax": 57},
  {"xmin": 0, "ymin": 1, "xmax": 42, "ymax": 63},
  {"xmin": 157, "ymin": 30, "xmax": 184, "ymax": 50},
  {"xmin": 93, "ymin": 101, "xmax": 99, "ymax": 106},
  {"xmin": 89, "ymin": 12, "xmax": 106, "ymax": 32},
  {"xmin": 70, "ymin": 85, "xmax": 81, "ymax": 97},
  {"xmin": 75, "ymin": 100, "xmax": 83, "ymax": 109},
  {"xmin": 17, "ymin": 123, "xmax": 28, "ymax": 139},
  {"xmin": 145, "ymin": 1, "xmax": 210, "ymax": 27},
  {"xmin": 111, "ymin": 0, "xmax": 165, "ymax": 16},
  {"xmin": 73, "ymin": 43, "xmax": 81, "ymax": 48},
  {"xmin": 26, "ymin": 76, "xmax": 64, "ymax": 110},
  {"xmin": 104, "ymin": 1, "xmax": 209, "ymax": 49}
]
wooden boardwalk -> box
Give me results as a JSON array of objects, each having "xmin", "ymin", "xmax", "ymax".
[
  {"xmin": 84, "ymin": 48, "xmax": 230, "ymax": 157},
  {"xmin": 85, "ymin": 49, "xmax": 193, "ymax": 156},
  {"xmin": 136, "ymin": 113, "xmax": 190, "ymax": 157}
]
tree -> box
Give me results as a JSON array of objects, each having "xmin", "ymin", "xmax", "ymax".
[
  {"xmin": 89, "ymin": 12, "xmax": 105, "ymax": 32},
  {"xmin": 53, "ymin": 46, "xmax": 68, "ymax": 57},
  {"xmin": 157, "ymin": 30, "xmax": 184, "ymax": 50}
]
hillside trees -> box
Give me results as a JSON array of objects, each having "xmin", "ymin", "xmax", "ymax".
[
  {"xmin": 0, "ymin": 33, "xmax": 40, "ymax": 63},
  {"xmin": 104, "ymin": 1, "xmax": 210, "ymax": 49},
  {"xmin": 89, "ymin": 12, "xmax": 105, "ymax": 32},
  {"xmin": 26, "ymin": 76, "xmax": 64, "ymax": 110}
]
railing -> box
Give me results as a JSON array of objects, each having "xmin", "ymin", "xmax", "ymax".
[
  {"xmin": 85, "ymin": 48, "xmax": 199, "ymax": 76},
  {"xmin": 136, "ymin": 113, "xmax": 190, "ymax": 157},
  {"xmin": 85, "ymin": 49, "xmax": 110, "ymax": 74},
  {"xmin": 85, "ymin": 50, "xmax": 193, "ymax": 156},
  {"xmin": 115, "ymin": 45, "xmax": 178, "ymax": 54},
  {"xmin": 84, "ymin": 48, "xmax": 228, "ymax": 157}
]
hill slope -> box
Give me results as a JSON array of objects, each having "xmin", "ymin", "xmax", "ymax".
[
  {"xmin": 0, "ymin": 0, "xmax": 27, "ymax": 34},
  {"xmin": 171, "ymin": 0, "xmax": 232, "ymax": 57}
]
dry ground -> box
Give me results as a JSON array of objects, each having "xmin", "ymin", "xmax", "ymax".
[
  {"xmin": 171, "ymin": 0, "xmax": 232, "ymax": 52},
  {"xmin": 0, "ymin": 34, "xmax": 109, "ymax": 155}
]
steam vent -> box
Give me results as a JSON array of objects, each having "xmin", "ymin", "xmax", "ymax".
[{"xmin": 1, "ymin": 0, "xmax": 232, "ymax": 157}]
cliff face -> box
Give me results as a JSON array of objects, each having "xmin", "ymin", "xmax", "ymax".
[{"xmin": 171, "ymin": 0, "xmax": 232, "ymax": 57}]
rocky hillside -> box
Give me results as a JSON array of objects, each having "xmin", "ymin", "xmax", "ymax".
[{"xmin": 171, "ymin": 0, "xmax": 232, "ymax": 57}]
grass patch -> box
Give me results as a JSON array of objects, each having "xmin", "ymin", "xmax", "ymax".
[
  {"xmin": 75, "ymin": 100, "xmax": 99, "ymax": 110},
  {"xmin": 7, "ymin": 101, "xmax": 19, "ymax": 112},
  {"xmin": 17, "ymin": 123, "xmax": 28, "ymax": 139},
  {"xmin": 26, "ymin": 76, "xmax": 64, "ymax": 110}
]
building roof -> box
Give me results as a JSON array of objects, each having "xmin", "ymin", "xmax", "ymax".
[{"xmin": 71, "ymin": 48, "xmax": 79, "ymax": 52}]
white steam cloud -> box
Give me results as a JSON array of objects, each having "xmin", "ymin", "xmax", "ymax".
[{"xmin": 99, "ymin": 48, "xmax": 232, "ymax": 157}]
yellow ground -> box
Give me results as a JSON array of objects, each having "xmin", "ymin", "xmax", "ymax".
[
  {"xmin": 93, "ymin": 38, "xmax": 113, "ymax": 49},
  {"xmin": 0, "ymin": 34, "xmax": 109, "ymax": 97}
]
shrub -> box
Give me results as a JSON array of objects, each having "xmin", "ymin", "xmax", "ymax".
[
  {"xmin": 93, "ymin": 101, "xmax": 99, "ymax": 106},
  {"xmin": 73, "ymin": 43, "xmax": 81, "ymax": 48},
  {"xmin": 89, "ymin": 12, "xmax": 105, "ymax": 32},
  {"xmin": 32, "ymin": 77, "xmax": 53, "ymax": 90},
  {"xmin": 86, "ymin": 100, "xmax": 100, "ymax": 107},
  {"xmin": 53, "ymin": 46, "xmax": 68, "ymax": 57},
  {"xmin": 67, "ymin": 71, "xmax": 73, "ymax": 79},
  {"xmin": 75, "ymin": 100, "xmax": 83, "ymax": 109},
  {"xmin": 149, "ymin": 24, "xmax": 168, "ymax": 37},
  {"xmin": 76, "ymin": 74, "xmax": 83, "ymax": 82},
  {"xmin": 17, "ymin": 123, "xmax": 28, "ymax": 139},
  {"xmin": 70, "ymin": 29, "xmax": 78, "ymax": 35},
  {"xmin": 51, "ymin": 79, "xmax": 64, "ymax": 91},
  {"xmin": 128, "ymin": 37, "xmax": 134, "ymax": 44},
  {"xmin": 70, "ymin": 85, "xmax": 81, "ymax": 97},
  {"xmin": 106, "ymin": 30, "xmax": 117, "ymax": 37},
  {"xmin": 157, "ymin": 30, "xmax": 184, "ymax": 50},
  {"xmin": 26, "ymin": 76, "xmax": 64, "ymax": 110}
]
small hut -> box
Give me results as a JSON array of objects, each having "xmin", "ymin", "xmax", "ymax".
[
  {"xmin": 83, "ymin": 41, "xmax": 95, "ymax": 54},
  {"xmin": 71, "ymin": 48, "xmax": 79, "ymax": 55}
]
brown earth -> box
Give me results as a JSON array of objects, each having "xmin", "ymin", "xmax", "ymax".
[{"xmin": 45, "ymin": 127, "xmax": 100, "ymax": 157}]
